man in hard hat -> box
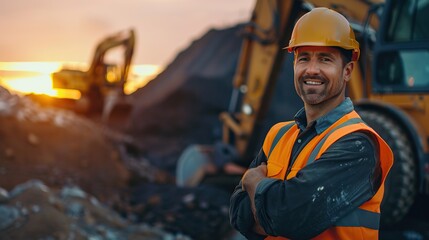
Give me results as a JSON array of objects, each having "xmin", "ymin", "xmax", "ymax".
[{"xmin": 229, "ymin": 7, "xmax": 393, "ymax": 240}]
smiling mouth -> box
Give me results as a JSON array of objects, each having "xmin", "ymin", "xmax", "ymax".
[{"xmin": 304, "ymin": 80, "xmax": 323, "ymax": 85}]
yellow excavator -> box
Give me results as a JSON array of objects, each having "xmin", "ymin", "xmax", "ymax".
[
  {"xmin": 51, "ymin": 29, "xmax": 135, "ymax": 120},
  {"xmin": 177, "ymin": 0, "xmax": 429, "ymax": 227}
]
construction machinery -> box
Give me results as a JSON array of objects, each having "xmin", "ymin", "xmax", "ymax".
[
  {"xmin": 177, "ymin": 0, "xmax": 429, "ymax": 227},
  {"xmin": 51, "ymin": 29, "xmax": 135, "ymax": 120}
]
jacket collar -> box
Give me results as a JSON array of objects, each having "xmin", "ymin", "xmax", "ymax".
[{"xmin": 294, "ymin": 97, "xmax": 354, "ymax": 134}]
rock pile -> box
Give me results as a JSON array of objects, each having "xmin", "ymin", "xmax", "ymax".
[{"xmin": 0, "ymin": 180, "xmax": 190, "ymax": 239}]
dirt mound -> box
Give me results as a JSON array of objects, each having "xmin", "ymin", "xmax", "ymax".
[{"xmin": 0, "ymin": 87, "xmax": 130, "ymax": 204}]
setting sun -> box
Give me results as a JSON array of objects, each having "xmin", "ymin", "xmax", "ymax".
[{"xmin": 0, "ymin": 62, "xmax": 162, "ymax": 99}]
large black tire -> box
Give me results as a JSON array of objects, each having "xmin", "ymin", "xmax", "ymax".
[{"xmin": 357, "ymin": 109, "xmax": 417, "ymax": 227}]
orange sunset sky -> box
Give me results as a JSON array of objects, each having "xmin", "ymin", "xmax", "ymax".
[
  {"xmin": 0, "ymin": 0, "xmax": 254, "ymax": 97},
  {"xmin": 0, "ymin": 0, "xmax": 254, "ymax": 66}
]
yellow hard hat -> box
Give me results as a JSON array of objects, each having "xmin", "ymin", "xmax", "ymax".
[{"xmin": 286, "ymin": 7, "xmax": 360, "ymax": 61}]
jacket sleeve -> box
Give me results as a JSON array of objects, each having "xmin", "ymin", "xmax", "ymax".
[
  {"xmin": 229, "ymin": 149, "xmax": 268, "ymax": 239},
  {"xmin": 254, "ymin": 132, "xmax": 381, "ymax": 239}
]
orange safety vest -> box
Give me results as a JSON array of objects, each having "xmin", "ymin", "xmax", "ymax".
[{"xmin": 262, "ymin": 110, "xmax": 393, "ymax": 240}]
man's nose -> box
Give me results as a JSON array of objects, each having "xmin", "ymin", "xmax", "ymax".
[{"xmin": 305, "ymin": 59, "xmax": 321, "ymax": 75}]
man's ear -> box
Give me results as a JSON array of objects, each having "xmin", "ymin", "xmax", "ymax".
[{"xmin": 344, "ymin": 62, "xmax": 354, "ymax": 82}]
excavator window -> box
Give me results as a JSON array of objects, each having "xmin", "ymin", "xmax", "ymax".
[
  {"xmin": 376, "ymin": 49, "xmax": 429, "ymax": 90},
  {"xmin": 385, "ymin": 0, "xmax": 429, "ymax": 42},
  {"xmin": 373, "ymin": 0, "xmax": 429, "ymax": 93}
]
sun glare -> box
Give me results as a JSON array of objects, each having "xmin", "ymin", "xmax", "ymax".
[
  {"xmin": 0, "ymin": 62, "xmax": 62, "ymax": 73},
  {"xmin": 125, "ymin": 64, "xmax": 163, "ymax": 94},
  {"xmin": 0, "ymin": 62, "xmax": 162, "ymax": 99}
]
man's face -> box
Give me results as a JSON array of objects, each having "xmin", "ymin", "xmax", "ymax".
[{"xmin": 293, "ymin": 46, "xmax": 353, "ymax": 107}]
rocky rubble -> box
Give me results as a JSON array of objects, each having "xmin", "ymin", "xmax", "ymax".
[
  {"xmin": 0, "ymin": 77, "xmax": 234, "ymax": 239},
  {"xmin": 0, "ymin": 88, "xmax": 211, "ymax": 239},
  {"xmin": 127, "ymin": 183, "xmax": 232, "ymax": 240},
  {"xmin": 0, "ymin": 180, "xmax": 191, "ymax": 239}
]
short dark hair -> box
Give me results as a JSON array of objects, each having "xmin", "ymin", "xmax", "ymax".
[{"xmin": 335, "ymin": 47, "xmax": 353, "ymax": 65}]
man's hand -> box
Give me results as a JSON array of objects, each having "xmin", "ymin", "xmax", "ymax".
[
  {"xmin": 241, "ymin": 162, "xmax": 268, "ymax": 236},
  {"xmin": 242, "ymin": 163, "xmax": 267, "ymax": 191}
]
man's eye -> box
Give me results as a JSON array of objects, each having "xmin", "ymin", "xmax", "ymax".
[
  {"xmin": 297, "ymin": 57, "xmax": 308, "ymax": 62},
  {"xmin": 321, "ymin": 57, "xmax": 332, "ymax": 62}
]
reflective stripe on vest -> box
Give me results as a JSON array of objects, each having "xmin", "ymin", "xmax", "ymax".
[
  {"xmin": 263, "ymin": 110, "xmax": 394, "ymax": 240},
  {"xmin": 306, "ymin": 118, "xmax": 363, "ymax": 165},
  {"xmin": 335, "ymin": 208, "xmax": 380, "ymax": 229},
  {"xmin": 268, "ymin": 121, "xmax": 295, "ymax": 159}
]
